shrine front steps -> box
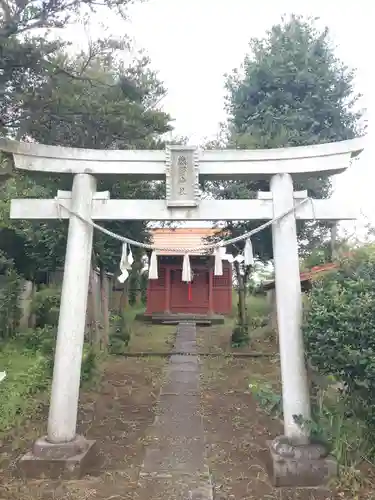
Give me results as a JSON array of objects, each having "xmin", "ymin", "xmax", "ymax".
[{"xmin": 135, "ymin": 312, "xmax": 225, "ymax": 326}]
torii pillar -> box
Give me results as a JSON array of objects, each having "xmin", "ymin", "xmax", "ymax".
[{"xmin": 0, "ymin": 138, "xmax": 364, "ymax": 485}]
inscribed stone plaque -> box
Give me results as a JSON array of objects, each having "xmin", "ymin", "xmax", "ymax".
[{"xmin": 166, "ymin": 146, "xmax": 199, "ymax": 208}]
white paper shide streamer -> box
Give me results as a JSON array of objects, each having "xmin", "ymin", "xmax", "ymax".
[
  {"xmin": 148, "ymin": 251, "xmax": 159, "ymax": 280},
  {"xmin": 214, "ymin": 246, "xmax": 223, "ymax": 276},
  {"xmin": 118, "ymin": 243, "xmax": 134, "ymax": 283},
  {"xmin": 182, "ymin": 254, "xmax": 192, "ymax": 282},
  {"xmin": 244, "ymin": 238, "xmax": 254, "ymax": 266}
]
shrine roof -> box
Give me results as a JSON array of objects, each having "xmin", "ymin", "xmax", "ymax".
[
  {"xmin": 262, "ymin": 261, "xmax": 341, "ymax": 291},
  {"xmin": 151, "ymin": 228, "xmax": 220, "ymax": 256}
]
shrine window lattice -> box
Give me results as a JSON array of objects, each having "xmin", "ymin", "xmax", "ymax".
[{"xmin": 213, "ymin": 268, "xmax": 230, "ymax": 288}]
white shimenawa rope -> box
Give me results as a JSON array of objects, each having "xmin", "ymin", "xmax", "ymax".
[{"xmin": 55, "ymin": 197, "xmax": 311, "ymax": 254}]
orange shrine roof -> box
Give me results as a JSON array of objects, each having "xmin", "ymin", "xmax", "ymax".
[{"xmin": 151, "ymin": 228, "xmax": 221, "ymax": 256}]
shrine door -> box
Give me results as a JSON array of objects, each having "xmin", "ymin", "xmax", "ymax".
[{"xmin": 170, "ymin": 269, "xmax": 209, "ymax": 314}]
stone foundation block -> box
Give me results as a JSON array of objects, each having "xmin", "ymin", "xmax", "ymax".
[
  {"xmin": 17, "ymin": 435, "xmax": 97, "ymax": 479},
  {"xmin": 267, "ymin": 436, "xmax": 338, "ymax": 487}
]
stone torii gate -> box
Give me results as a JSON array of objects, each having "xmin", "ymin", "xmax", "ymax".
[{"xmin": 0, "ymin": 138, "xmax": 363, "ymax": 485}]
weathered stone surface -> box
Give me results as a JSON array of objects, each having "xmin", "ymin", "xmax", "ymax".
[
  {"xmin": 138, "ymin": 475, "xmax": 213, "ymax": 500},
  {"xmin": 267, "ymin": 438, "xmax": 338, "ymax": 487},
  {"xmin": 17, "ymin": 436, "xmax": 97, "ymax": 480},
  {"xmin": 167, "ymin": 361, "xmax": 199, "ymax": 372},
  {"xmin": 147, "ymin": 416, "xmax": 204, "ymax": 441},
  {"xmin": 32, "ymin": 434, "xmax": 88, "ymax": 459},
  {"xmin": 143, "ymin": 438, "xmax": 207, "ymax": 474},
  {"xmin": 155, "ymin": 394, "xmax": 199, "ymax": 418},
  {"xmin": 135, "ymin": 312, "xmax": 225, "ymax": 325},
  {"xmin": 159, "ymin": 381, "xmax": 199, "ymax": 396},
  {"xmin": 139, "ymin": 322, "xmax": 213, "ymax": 499}
]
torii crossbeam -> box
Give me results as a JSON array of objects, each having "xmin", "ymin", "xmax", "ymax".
[{"xmin": 0, "ymin": 138, "xmax": 364, "ymax": 485}]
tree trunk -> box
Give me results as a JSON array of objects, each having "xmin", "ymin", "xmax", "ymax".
[
  {"xmin": 234, "ymin": 261, "xmax": 246, "ymax": 328},
  {"xmin": 330, "ymin": 223, "xmax": 338, "ymax": 261},
  {"xmin": 89, "ymin": 267, "xmax": 100, "ymax": 346},
  {"xmin": 99, "ymin": 265, "xmax": 110, "ymax": 349},
  {"xmin": 136, "ymin": 287, "xmax": 142, "ymax": 307},
  {"xmin": 118, "ymin": 280, "xmax": 129, "ymax": 314}
]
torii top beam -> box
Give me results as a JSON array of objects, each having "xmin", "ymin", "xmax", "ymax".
[{"xmin": 0, "ymin": 138, "xmax": 364, "ymax": 180}]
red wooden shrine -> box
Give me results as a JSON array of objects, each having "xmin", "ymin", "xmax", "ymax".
[{"xmin": 145, "ymin": 228, "xmax": 232, "ymax": 316}]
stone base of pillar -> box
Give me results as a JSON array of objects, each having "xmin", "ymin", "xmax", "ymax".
[
  {"xmin": 17, "ymin": 435, "xmax": 97, "ymax": 479},
  {"xmin": 266, "ymin": 436, "xmax": 338, "ymax": 487}
]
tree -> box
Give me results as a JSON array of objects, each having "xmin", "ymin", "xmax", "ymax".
[
  {"xmin": 0, "ymin": 0, "xmax": 141, "ymax": 139},
  {"xmin": 205, "ymin": 14, "xmax": 364, "ymax": 259},
  {"xmin": 204, "ymin": 15, "xmax": 364, "ymax": 340},
  {"xmin": 0, "ymin": 40, "xmax": 172, "ymax": 280}
]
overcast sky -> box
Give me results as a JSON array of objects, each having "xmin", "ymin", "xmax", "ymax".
[{"xmin": 64, "ymin": 0, "xmax": 373, "ymax": 234}]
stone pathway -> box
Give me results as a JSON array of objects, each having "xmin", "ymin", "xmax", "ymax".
[{"xmin": 139, "ymin": 322, "xmax": 213, "ymax": 499}]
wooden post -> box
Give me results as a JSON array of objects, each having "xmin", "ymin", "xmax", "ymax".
[
  {"xmin": 19, "ymin": 280, "xmax": 33, "ymax": 329},
  {"xmin": 330, "ymin": 223, "xmax": 338, "ymax": 261},
  {"xmin": 165, "ymin": 266, "xmax": 171, "ymax": 313},
  {"xmin": 89, "ymin": 268, "xmax": 100, "ymax": 345},
  {"xmin": 208, "ymin": 268, "xmax": 214, "ymax": 314},
  {"xmin": 100, "ymin": 269, "xmax": 110, "ymax": 348}
]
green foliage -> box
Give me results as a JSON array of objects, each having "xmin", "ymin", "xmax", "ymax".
[
  {"xmin": 81, "ymin": 345, "xmax": 98, "ymax": 384},
  {"xmin": 301, "ymin": 245, "xmax": 332, "ymax": 270},
  {"xmin": 0, "ymin": 337, "xmax": 97, "ymax": 434},
  {"xmin": 31, "ymin": 285, "xmax": 61, "ymax": 328},
  {"xmin": 0, "ymin": 348, "xmax": 50, "ymax": 434},
  {"xmin": 247, "ymin": 294, "xmax": 271, "ymax": 329},
  {"xmin": 231, "ymin": 323, "xmax": 250, "ymax": 347},
  {"xmin": 0, "ymin": 46, "xmax": 172, "ymax": 277},
  {"xmin": 226, "ymin": 15, "xmax": 362, "ymax": 146},
  {"xmin": 303, "ymin": 245, "xmax": 375, "ymax": 430},
  {"xmin": 204, "ymin": 14, "xmax": 364, "ymax": 259},
  {"xmin": 140, "ymin": 271, "xmax": 148, "ymax": 305},
  {"xmin": 13, "ymin": 324, "xmax": 96, "ymax": 383},
  {"xmin": 249, "ymin": 380, "xmax": 283, "ymax": 418},
  {"xmin": 231, "ymin": 292, "xmax": 271, "ymax": 334},
  {"xmin": 15, "ymin": 326, "xmax": 56, "ymax": 358},
  {"xmin": 1, "ymin": 2, "xmax": 172, "ymax": 279},
  {"xmin": 128, "ymin": 267, "xmax": 141, "ymax": 306},
  {"xmin": 108, "ymin": 313, "xmax": 131, "ymax": 354},
  {"xmin": 250, "ymin": 379, "xmax": 369, "ymax": 465},
  {"xmin": 301, "ymin": 237, "xmax": 352, "ymax": 270},
  {"xmin": 1, "ymin": 0, "xmax": 136, "ymax": 137},
  {"xmin": 0, "ymin": 253, "xmax": 21, "ymax": 341},
  {"xmin": 293, "ymin": 395, "xmax": 370, "ymax": 465},
  {"xmin": 0, "ymin": 279, "xmax": 98, "ymax": 434}
]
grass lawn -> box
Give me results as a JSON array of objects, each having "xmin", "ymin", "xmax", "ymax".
[
  {"xmin": 0, "ymin": 346, "xmax": 50, "ymax": 438},
  {"xmin": 127, "ymin": 315, "xmax": 176, "ymax": 353}
]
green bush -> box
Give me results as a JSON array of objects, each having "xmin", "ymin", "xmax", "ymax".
[
  {"xmin": 13, "ymin": 326, "xmax": 96, "ymax": 382},
  {"xmin": 0, "ymin": 262, "xmax": 22, "ymax": 341},
  {"xmin": 0, "ymin": 349, "xmax": 50, "ymax": 434},
  {"xmin": 81, "ymin": 345, "xmax": 97, "ymax": 384},
  {"xmin": 303, "ymin": 245, "xmax": 375, "ymax": 428},
  {"xmin": 249, "ymin": 378, "xmax": 369, "ymax": 464},
  {"xmin": 0, "ymin": 341, "xmax": 96, "ymax": 434},
  {"xmin": 231, "ymin": 323, "xmax": 250, "ymax": 347},
  {"xmin": 248, "ymin": 294, "xmax": 271, "ymax": 321},
  {"xmin": 32, "ymin": 285, "xmax": 61, "ymax": 328},
  {"xmin": 108, "ymin": 313, "xmax": 131, "ymax": 354},
  {"xmin": 15, "ymin": 326, "xmax": 56, "ymax": 354},
  {"xmin": 140, "ymin": 271, "xmax": 148, "ymax": 304}
]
